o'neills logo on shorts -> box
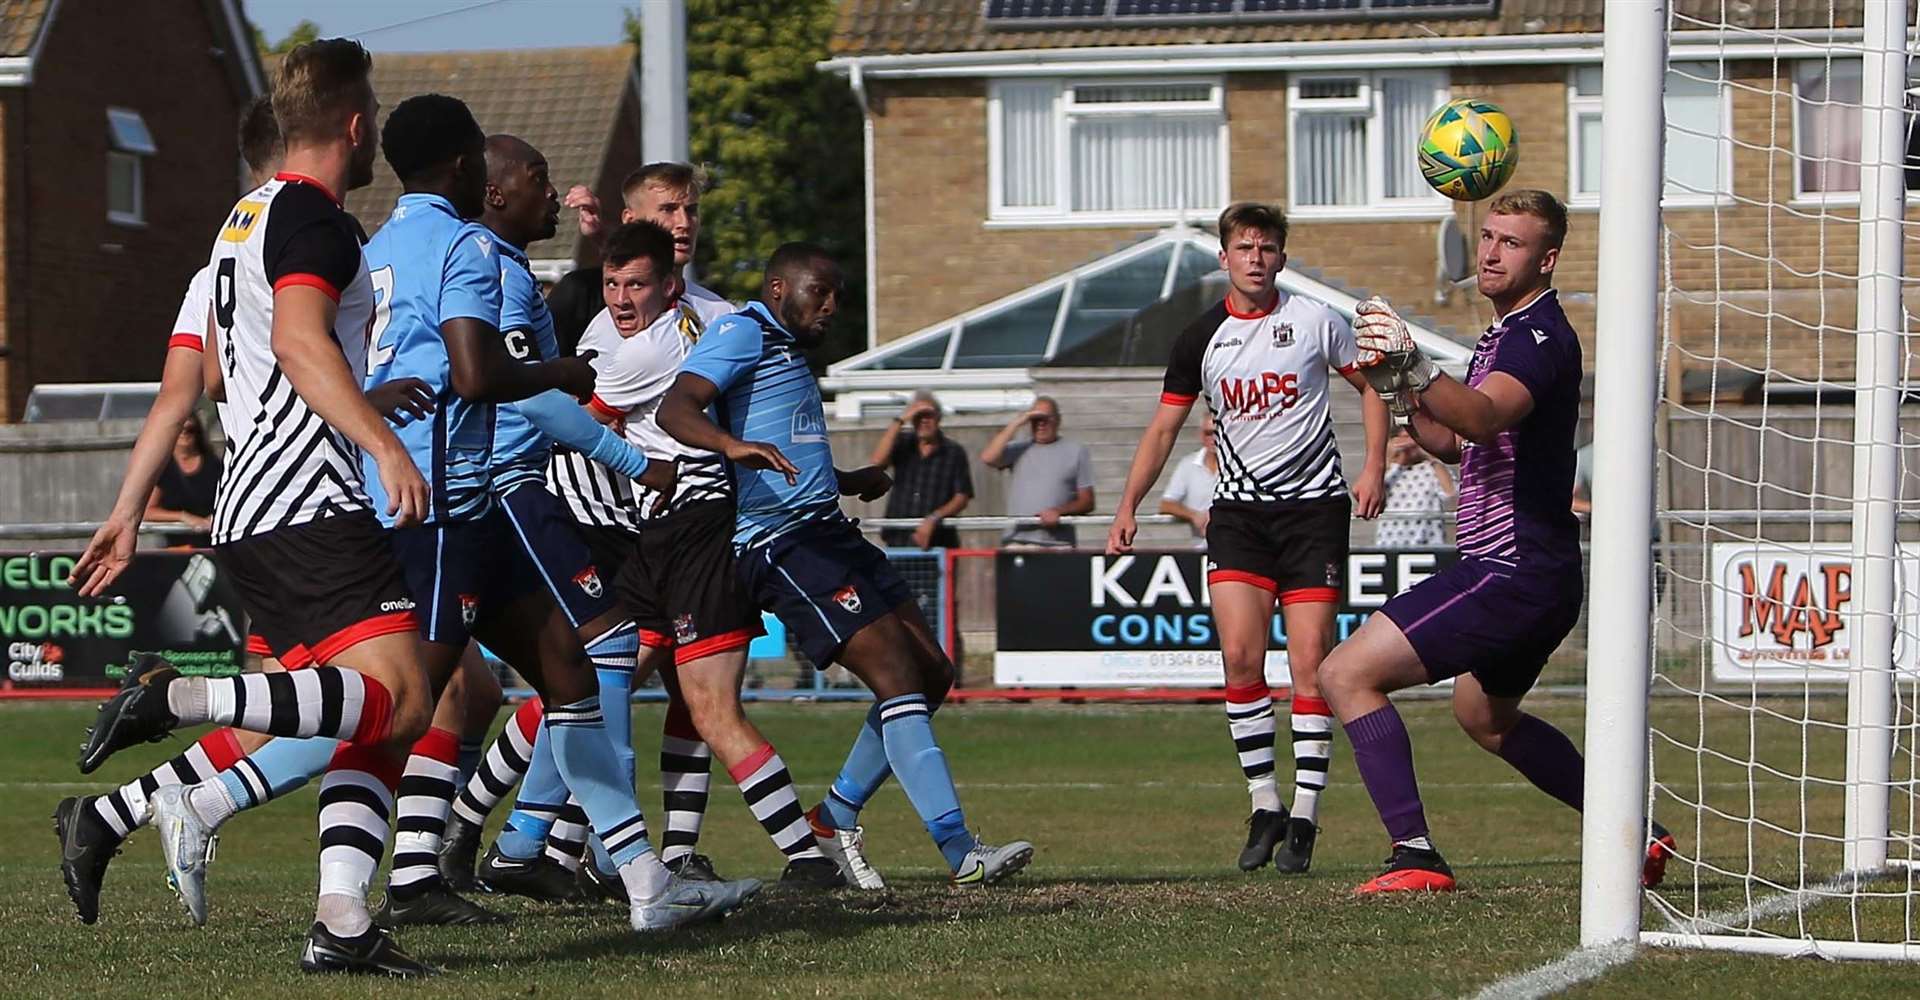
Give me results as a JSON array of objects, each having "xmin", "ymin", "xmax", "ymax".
[
  {"xmin": 380, "ymin": 598, "xmax": 417, "ymax": 613},
  {"xmin": 1324, "ymin": 562, "xmax": 1342, "ymax": 587},
  {"xmin": 459, "ymin": 594, "xmax": 479, "ymax": 628},
  {"xmin": 673, "ymin": 613, "xmax": 697, "ymax": 645},
  {"xmin": 574, "ymin": 566, "xmax": 604, "ymax": 599},
  {"xmin": 833, "ymin": 585, "xmax": 862, "ymax": 615}
]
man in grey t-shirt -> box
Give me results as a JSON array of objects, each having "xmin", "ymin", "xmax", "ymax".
[{"xmin": 982, "ymin": 396, "xmax": 1096, "ymax": 547}]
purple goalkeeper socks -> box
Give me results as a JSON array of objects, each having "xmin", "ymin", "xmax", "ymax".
[
  {"xmin": 1343, "ymin": 705, "xmax": 1430, "ymax": 844},
  {"xmin": 1494, "ymin": 713, "xmax": 1585, "ymax": 812}
]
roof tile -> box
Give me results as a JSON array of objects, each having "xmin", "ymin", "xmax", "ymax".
[
  {"xmin": 344, "ymin": 45, "xmax": 638, "ymax": 261},
  {"xmin": 0, "ymin": 0, "xmax": 52, "ymax": 59}
]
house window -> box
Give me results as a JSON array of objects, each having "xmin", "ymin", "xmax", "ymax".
[
  {"xmin": 1792, "ymin": 60, "xmax": 1920, "ymax": 199},
  {"xmin": 1286, "ymin": 71, "xmax": 1449, "ymax": 215},
  {"xmin": 989, "ymin": 78, "xmax": 1227, "ymax": 223},
  {"xmin": 1567, "ymin": 63, "xmax": 1733, "ymax": 206},
  {"xmin": 107, "ymin": 107, "xmax": 155, "ymax": 225}
]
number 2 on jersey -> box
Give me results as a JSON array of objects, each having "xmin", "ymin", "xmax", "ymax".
[{"xmin": 367, "ymin": 265, "xmax": 396, "ymax": 368}]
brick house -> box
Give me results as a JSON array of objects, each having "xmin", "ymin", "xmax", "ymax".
[
  {"xmin": 822, "ymin": 0, "xmax": 1900, "ymax": 396},
  {"xmin": 346, "ymin": 46, "xmax": 644, "ymax": 282},
  {"xmin": 0, "ymin": 0, "xmax": 263, "ymax": 421}
]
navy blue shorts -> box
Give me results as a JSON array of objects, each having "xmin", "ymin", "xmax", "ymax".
[
  {"xmin": 389, "ymin": 506, "xmax": 544, "ymax": 647},
  {"xmin": 740, "ymin": 518, "xmax": 914, "ymax": 669},
  {"xmin": 1379, "ymin": 557, "xmax": 1583, "ymax": 699},
  {"xmin": 495, "ymin": 482, "xmax": 617, "ymax": 629}
]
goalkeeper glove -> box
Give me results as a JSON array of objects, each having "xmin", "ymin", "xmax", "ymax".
[{"xmin": 1353, "ymin": 296, "xmax": 1438, "ymax": 419}]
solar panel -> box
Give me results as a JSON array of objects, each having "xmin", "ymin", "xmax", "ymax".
[
  {"xmin": 983, "ymin": 0, "xmax": 1497, "ymax": 21},
  {"xmin": 1239, "ymin": 0, "xmax": 1489, "ymax": 11},
  {"xmin": 983, "ymin": 0, "xmax": 1108, "ymax": 19},
  {"xmin": 1111, "ymin": 0, "xmax": 1237, "ymax": 15}
]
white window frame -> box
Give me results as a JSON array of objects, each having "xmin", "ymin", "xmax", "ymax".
[
  {"xmin": 106, "ymin": 106, "xmax": 153, "ymax": 227},
  {"xmin": 986, "ymin": 76, "xmax": 1230, "ymax": 228},
  {"xmin": 1285, "ymin": 70, "xmax": 1453, "ymax": 221},
  {"xmin": 1565, "ymin": 63, "xmax": 1735, "ymax": 210},
  {"xmin": 1787, "ymin": 58, "xmax": 1920, "ymax": 206}
]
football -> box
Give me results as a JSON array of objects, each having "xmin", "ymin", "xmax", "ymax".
[{"xmin": 1418, "ymin": 98, "xmax": 1519, "ymax": 201}]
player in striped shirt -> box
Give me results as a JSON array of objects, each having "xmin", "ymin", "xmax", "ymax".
[
  {"xmin": 55, "ymin": 94, "xmax": 297, "ymax": 928},
  {"xmin": 1108, "ymin": 202, "xmax": 1387, "ymax": 875},
  {"xmin": 1327, "ymin": 189, "xmax": 1672, "ymax": 893},
  {"xmin": 75, "ymin": 40, "xmax": 445, "ymax": 975}
]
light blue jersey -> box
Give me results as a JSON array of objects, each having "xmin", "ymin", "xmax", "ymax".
[
  {"xmin": 489, "ymin": 238, "xmax": 560, "ymax": 493},
  {"xmin": 680, "ymin": 301, "xmax": 840, "ymax": 548},
  {"xmin": 362, "ymin": 192, "xmax": 503, "ymax": 526}
]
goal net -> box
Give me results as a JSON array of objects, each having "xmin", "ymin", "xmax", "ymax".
[{"xmin": 1590, "ymin": 0, "xmax": 1920, "ymax": 960}]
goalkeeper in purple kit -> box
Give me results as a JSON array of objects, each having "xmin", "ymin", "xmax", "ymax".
[{"xmin": 1319, "ymin": 189, "xmax": 1673, "ymax": 893}]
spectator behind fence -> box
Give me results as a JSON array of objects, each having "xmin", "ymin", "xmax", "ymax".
[
  {"xmin": 982, "ymin": 396, "xmax": 1095, "ymax": 547},
  {"xmin": 869, "ymin": 391, "xmax": 973, "ymax": 549},
  {"xmin": 1374, "ymin": 427, "xmax": 1453, "ymax": 549},
  {"xmin": 1159, "ymin": 412, "xmax": 1219, "ymax": 549},
  {"xmin": 147, "ymin": 411, "xmax": 220, "ymax": 549}
]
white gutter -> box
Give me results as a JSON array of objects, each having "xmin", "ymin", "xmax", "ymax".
[
  {"xmin": 848, "ymin": 62, "xmax": 880, "ymax": 353},
  {"xmin": 820, "ymin": 27, "xmax": 1893, "ymax": 79},
  {"xmin": 218, "ymin": 0, "xmax": 266, "ymax": 96}
]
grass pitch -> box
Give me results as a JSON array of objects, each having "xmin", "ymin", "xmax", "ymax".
[{"xmin": 2, "ymin": 696, "xmax": 1915, "ymax": 998}]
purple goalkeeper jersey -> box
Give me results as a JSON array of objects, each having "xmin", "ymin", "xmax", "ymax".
[{"xmin": 1452, "ymin": 288, "xmax": 1583, "ymax": 573}]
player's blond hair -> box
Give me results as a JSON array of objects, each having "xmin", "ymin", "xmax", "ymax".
[
  {"xmin": 1486, "ymin": 189, "xmax": 1569, "ymax": 250},
  {"xmin": 622, "ymin": 161, "xmax": 711, "ymax": 204},
  {"xmin": 271, "ymin": 38, "xmax": 373, "ymax": 145}
]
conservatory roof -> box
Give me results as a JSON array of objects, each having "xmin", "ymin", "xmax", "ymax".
[{"xmin": 827, "ymin": 225, "xmax": 1472, "ymax": 379}]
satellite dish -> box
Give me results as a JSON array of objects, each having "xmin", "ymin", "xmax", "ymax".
[{"xmin": 1436, "ymin": 215, "xmax": 1471, "ymax": 285}]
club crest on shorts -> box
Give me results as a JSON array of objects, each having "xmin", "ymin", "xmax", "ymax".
[
  {"xmin": 573, "ymin": 566, "xmax": 605, "ymax": 599},
  {"xmin": 833, "ymin": 585, "xmax": 863, "ymax": 615},
  {"xmin": 459, "ymin": 594, "xmax": 479, "ymax": 628},
  {"xmin": 1271, "ymin": 322, "xmax": 1294, "ymax": 347},
  {"xmin": 673, "ymin": 613, "xmax": 697, "ymax": 645}
]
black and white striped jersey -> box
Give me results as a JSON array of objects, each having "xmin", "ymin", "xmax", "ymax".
[
  {"xmin": 548, "ymin": 283, "xmax": 736, "ymax": 528},
  {"xmin": 207, "ymin": 172, "xmax": 376, "ymax": 544},
  {"xmin": 1161, "ymin": 292, "xmax": 1359, "ymax": 505}
]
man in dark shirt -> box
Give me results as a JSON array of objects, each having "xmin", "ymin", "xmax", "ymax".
[{"xmin": 868, "ymin": 392, "xmax": 973, "ymax": 549}]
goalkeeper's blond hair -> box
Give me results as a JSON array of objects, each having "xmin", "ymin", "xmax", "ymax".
[{"xmin": 1485, "ymin": 189, "xmax": 1568, "ymax": 250}]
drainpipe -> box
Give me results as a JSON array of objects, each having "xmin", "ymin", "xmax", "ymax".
[{"xmin": 848, "ymin": 61, "xmax": 879, "ymax": 354}]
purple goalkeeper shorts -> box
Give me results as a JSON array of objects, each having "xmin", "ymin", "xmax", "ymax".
[{"xmin": 1379, "ymin": 557, "xmax": 1584, "ymax": 698}]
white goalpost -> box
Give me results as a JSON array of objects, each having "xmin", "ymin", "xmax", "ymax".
[{"xmin": 1583, "ymin": 0, "xmax": 1920, "ymax": 960}]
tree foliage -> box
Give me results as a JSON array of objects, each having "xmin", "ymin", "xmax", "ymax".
[
  {"xmin": 253, "ymin": 18, "xmax": 321, "ymax": 58},
  {"xmin": 629, "ymin": 1, "xmax": 867, "ymax": 363}
]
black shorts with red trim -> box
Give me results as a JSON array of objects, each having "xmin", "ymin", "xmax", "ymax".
[
  {"xmin": 495, "ymin": 481, "xmax": 618, "ymax": 630},
  {"xmin": 215, "ymin": 511, "xmax": 417, "ymax": 665},
  {"xmin": 241, "ymin": 632, "xmax": 313, "ymax": 669},
  {"xmin": 572, "ymin": 522, "xmax": 656, "ymax": 639},
  {"xmin": 1204, "ymin": 497, "xmax": 1350, "ymax": 604},
  {"xmin": 622, "ymin": 500, "xmax": 762, "ymax": 665},
  {"xmin": 739, "ymin": 515, "xmax": 913, "ymax": 669},
  {"xmin": 389, "ymin": 507, "xmax": 545, "ymax": 647}
]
